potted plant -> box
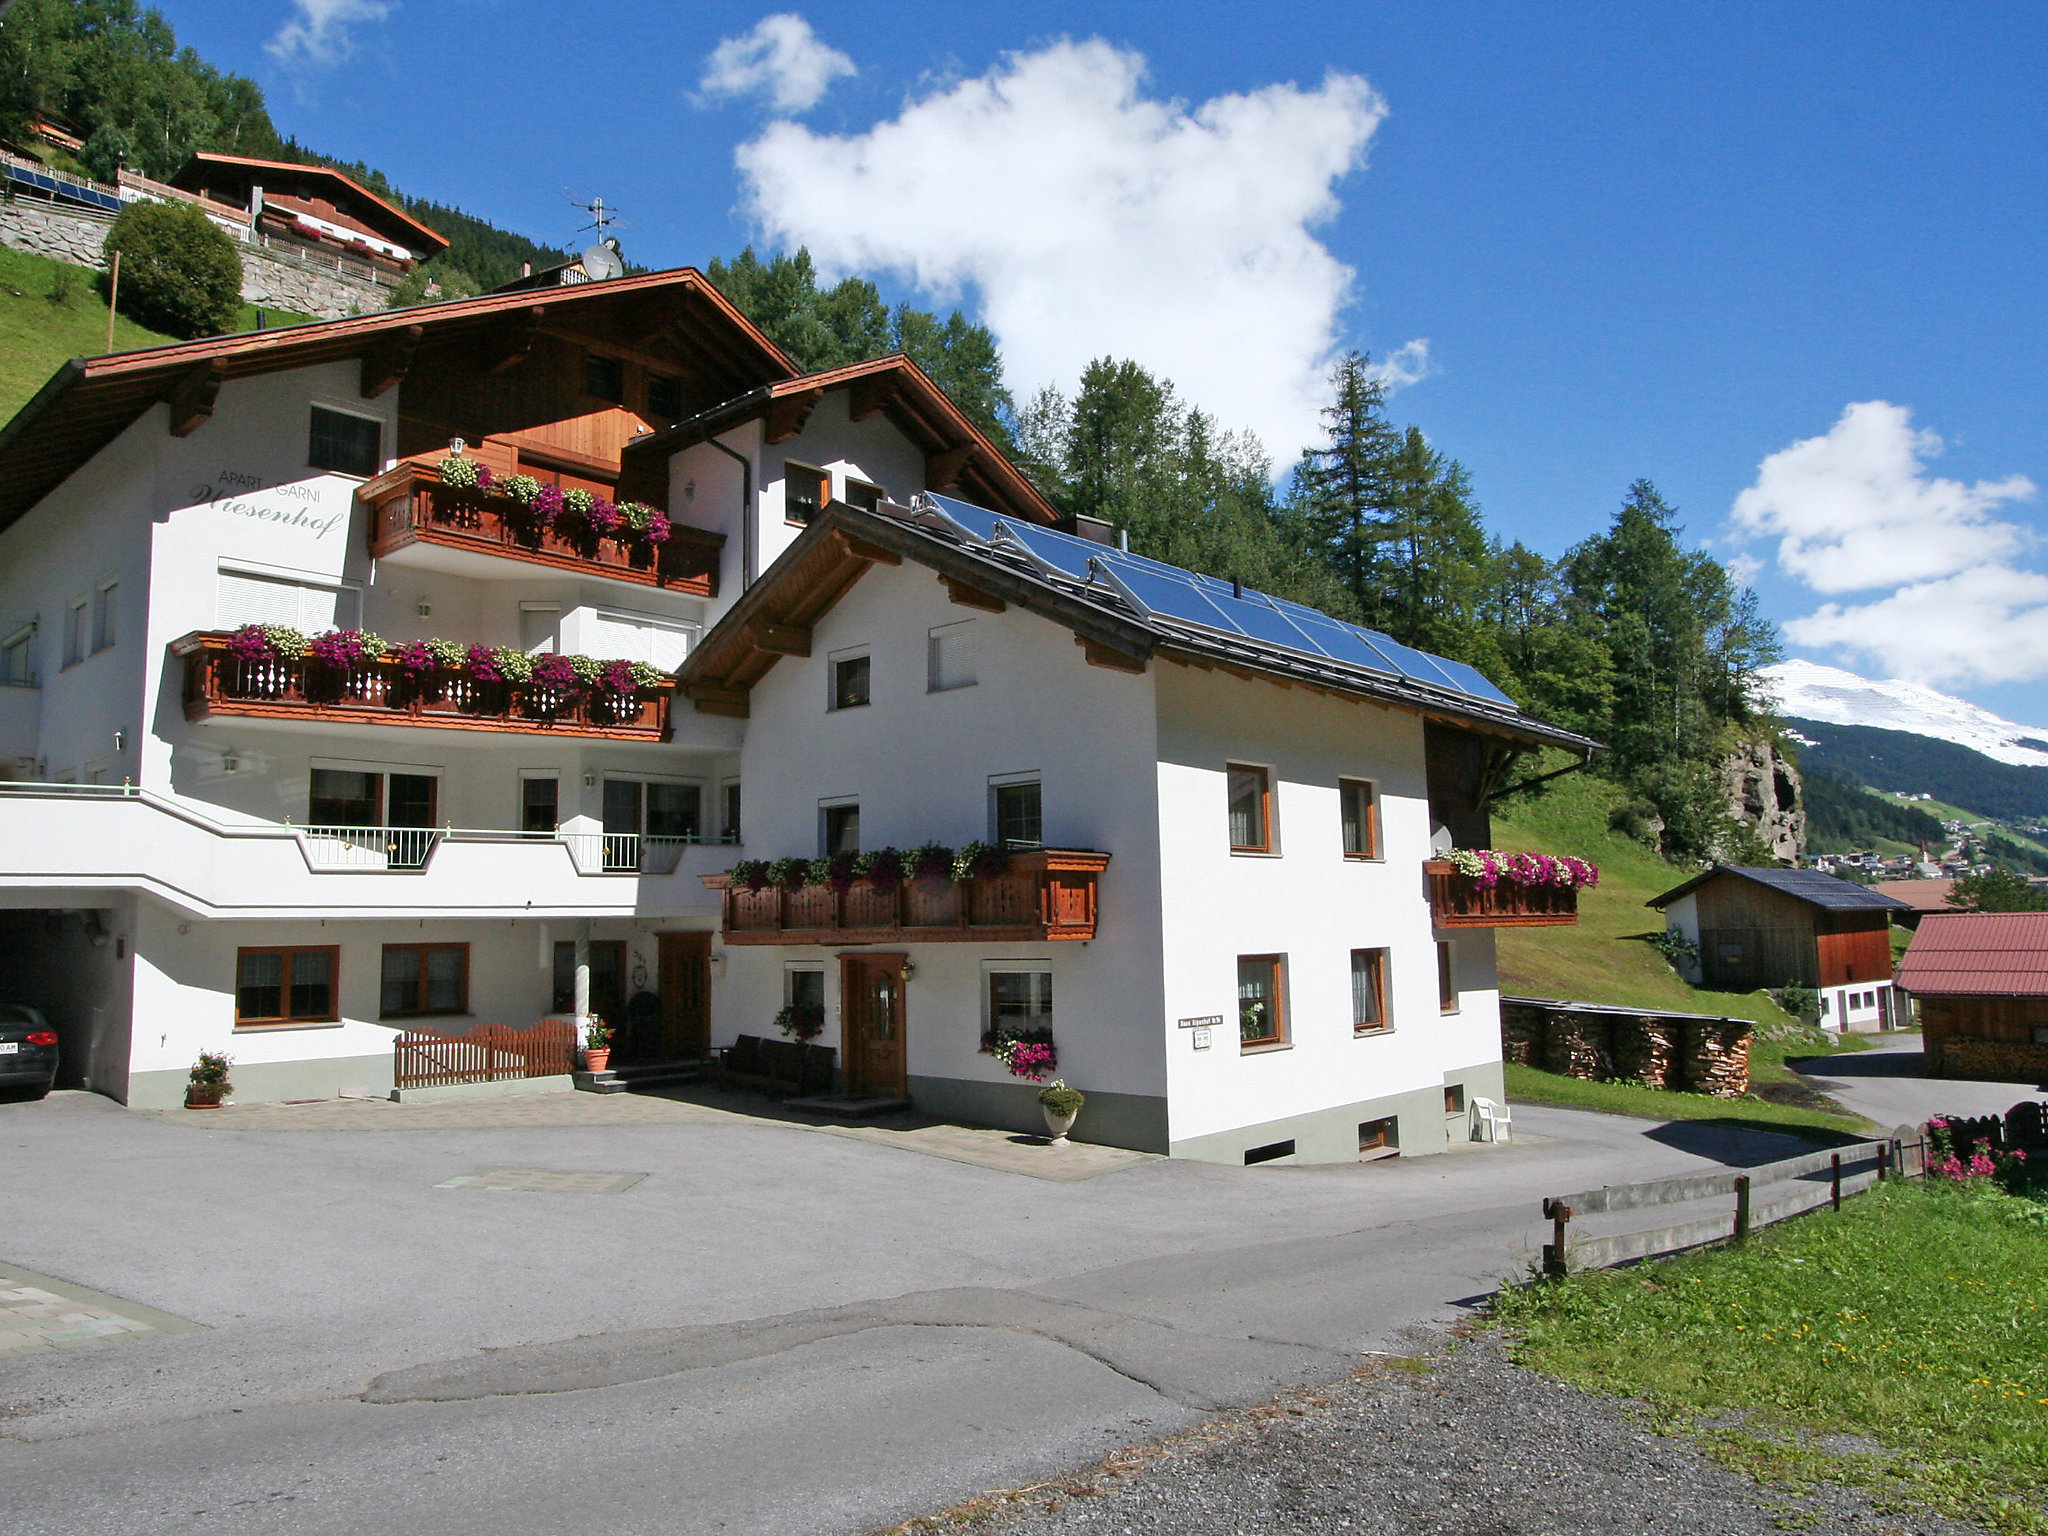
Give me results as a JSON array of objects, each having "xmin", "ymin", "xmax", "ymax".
[
  {"xmin": 774, "ymin": 999, "xmax": 827, "ymax": 1092},
  {"xmin": 582, "ymin": 1017, "xmax": 614, "ymax": 1073},
  {"xmin": 186, "ymin": 1050, "xmax": 232, "ymax": 1109},
  {"xmin": 1038, "ymin": 1080, "xmax": 1085, "ymax": 1143}
]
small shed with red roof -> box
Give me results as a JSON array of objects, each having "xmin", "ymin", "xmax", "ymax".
[
  {"xmin": 169, "ymin": 153, "xmax": 449, "ymax": 271},
  {"xmin": 1896, "ymin": 912, "xmax": 2048, "ymax": 1081}
]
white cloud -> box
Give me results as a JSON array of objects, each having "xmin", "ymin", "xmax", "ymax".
[
  {"xmin": 1364, "ymin": 339, "xmax": 1432, "ymax": 392},
  {"xmin": 699, "ymin": 14, "xmax": 856, "ymax": 114},
  {"xmin": 1784, "ymin": 565, "xmax": 2048, "ymax": 688},
  {"xmin": 1730, "ymin": 400, "xmax": 2033, "ymax": 594},
  {"xmin": 1732, "ymin": 401, "xmax": 2048, "ymax": 688},
  {"xmin": 733, "ymin": 38, "xmax": 1394, "ymax": 457},
  {"xmin": 266, "ymin": 0, "xmax": 390, "ymax": 68}
]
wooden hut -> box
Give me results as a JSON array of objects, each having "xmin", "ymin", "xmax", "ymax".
[{"xmin": 1896, "ymin": 912, "xmax": 2048, "ymax": 1081}]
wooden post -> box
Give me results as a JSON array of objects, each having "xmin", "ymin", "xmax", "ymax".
[
  {"xmin": 105, "ymin": 247, "xmax": 120, "ymax": 353},
  {"xmin": 1877, "ymin": 1140, "xmax": 1890, "ymax": 1182},
  {"xmin": 1830, "ymin": 1153, "xmax": 1843, "ymax": 1211},
  {"xmin": 1542, "ymin": 1199, "xmax": 1572, "ymax": 1277},
  {"xmin": 1733, "ymin": 1174, "xmax": 1751, "ymax": 1242}
]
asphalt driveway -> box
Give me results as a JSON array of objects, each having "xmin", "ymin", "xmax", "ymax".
[
  {"xmin": 1791, "ymin": 1031, "xmax": 2046, "ymax": 1131},
  {"xmin": 0, "ymin": 1087, "xmax": 1829, "ymax": 1536}
]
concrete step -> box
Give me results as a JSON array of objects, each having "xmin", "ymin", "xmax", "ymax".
[{"xmin": 783, "ymin": 1093, "xmax": 914, "ymax": 1119}]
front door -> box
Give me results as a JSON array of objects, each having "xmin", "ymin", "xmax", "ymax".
[
  {"xmin": 840, "ymin": 953, "xmax": 907, "ymax": 1098},
  {"xmin": 658, "ymin": 932, "xmax": 711, "ymax": 1060}
]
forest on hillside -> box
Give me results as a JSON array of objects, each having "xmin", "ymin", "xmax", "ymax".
[
  {"xmin": 0, "ymin": 5, "xmax": 1789, "ymax": 863},
  {"xmin": 1789, "ymin": 720, "xmax": 2048, "ymax": 825},
  {"xmin": 1801, "ymin": 769, "xmax": 1947, "ymax": 853}
]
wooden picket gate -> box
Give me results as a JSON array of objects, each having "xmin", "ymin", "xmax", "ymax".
[{"xmin": 393, "ymin": 1021, "xmax": 576, "ymax": 1090}]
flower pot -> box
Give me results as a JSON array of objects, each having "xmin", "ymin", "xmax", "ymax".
[
  {"xmin": 1041, "ymin": 1104, "xmax": 1078, "ymax": 1143},
  {"xmin": 583, "ymin": 1047, "xmax": 611, "ymax": 1073},
  {"xmin": 186, "ymin": 1084, "xmax": 227, "ymax": 1109}
]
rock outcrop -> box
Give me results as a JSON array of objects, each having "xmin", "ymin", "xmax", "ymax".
[{"xmin": 1723, "ymin": 736, "xmax": 1804, "ymax": 859}]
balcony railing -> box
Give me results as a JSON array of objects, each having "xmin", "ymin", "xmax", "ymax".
[
  {"xmin": 361, "ymin": 464, "xmax": 722, "ymax": 596},
  {"xmin": 703, "ymin": 849, "xmax": 1111, "ymax": 945},
  {"xmin": 1424, "ymin": 859, "xmax": 1581, "ymax": 927},
  {"xmin": 288, "ymin": 825, "xmax": 734, "ymax": 875},
  {"xmin": 173, "ymin": 632, "xmax": 673, "ymax": 741}
]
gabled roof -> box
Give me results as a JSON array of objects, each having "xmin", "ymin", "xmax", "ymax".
[
  {"xmin": 622, "ymin": 354, "xmax": 1058, "ymax": 527},
  {"xmin": 170, "ymin": 152, "xmax": 449, "ymax": 255},
  {"xmin": 679, "ymin": 496, "xmax": 1600, "ymax": 752},
  {"xmin": 1648, "ymin": 865, "xmax": 1913, "ymax": 913},
  {"xmin": 1871, "ymin": 878, "xmax": 1957, "ymax": 915},
  {"xmin": 0, "ymin": 268, "xmax": 793, "ymax": 533},
  {"xmin": 1896, "ymin": 912, "xmax": 2048, "ymax": 997}
]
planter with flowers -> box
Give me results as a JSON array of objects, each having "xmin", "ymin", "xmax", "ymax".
[
  {"xmin": 1423, "ymin": 849, "xmax": 1597, "ymax": 928},
  {"xmin": 179, "ymin": 625, "xmax": 676, "ymax": 739},
  {"xmin": 708, "ymin": 844, "xmax": 1111, "ymax": 944},
  {"xmin": 1036, "ymin": 1081, "xmax": 1086, "ymax": 1143},
  {"xmin": 186, "ymin": 1050, "xmax": 232, "ymax": 1109},
  {"xmin": 581, "ymin": 1017, "xmax": 613, "ymax": 1073}
]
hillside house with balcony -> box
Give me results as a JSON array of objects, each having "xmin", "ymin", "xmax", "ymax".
[
  {"xmin": 0, "ymin": 269, "xmax": 1598, "ymax": 1160},
  {"xmin": 0, "ymin": 270, "xmax": 1042, "ymax": 1108},
  {"xmin": 1648, "ymin": 865, "xmax": 1910, "ymax": 1032}
]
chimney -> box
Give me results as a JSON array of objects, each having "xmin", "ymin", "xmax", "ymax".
[{"xmin": 521, "ymin": 261, "xmax": 532, "ymax": 278}]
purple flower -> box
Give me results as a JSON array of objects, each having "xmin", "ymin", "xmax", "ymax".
[
  {"xmin": 599, "ymin": 659, "xmax": 638, "ymax": 694},
  {"xmin": 394, "ymin": 641, "xmax": 433, "ymax": 674},
  {"xmin": 465, "ymin": 644, "xmax": 503, "ymax": 682},
  {"xmin": 534, "ymin": 484, "xmax": 565, "ymax": 524},
  {"xmin": 226, "ymin": 624, "xmax": 274, "ymax": 661},
  {"xmin": 475, "ymin": 464, "xmax": 496, "ymax": 490},
  {"xmin": 531, "ymin": 652, "xmax": 578, "ymax": 688},
  {"xmin": 586, "ymin": 498, "xmax": 621, "ymax": 536},
  {"xmin": 646, "ymin": 512, "xmax": 671, "ymax": 545}
]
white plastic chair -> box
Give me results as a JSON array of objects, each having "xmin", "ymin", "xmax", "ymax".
[{"xmin": 1471, "ymin": 1097, "xmax": 1512, "ymax": 1143}]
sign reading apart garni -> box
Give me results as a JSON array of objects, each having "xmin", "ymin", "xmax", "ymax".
[{"xmin": 1178, "ymin": 1015, "xmax": 1224, "ymax": 1030}]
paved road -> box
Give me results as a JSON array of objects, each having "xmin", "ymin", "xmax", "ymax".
[
  {"xmin": 1791, "ymin": 1032, "xmax": 2045, "ymax": 1131},
  {"xmin": 0, "ymin": 1089, "xmax": 1825, "ymax": 1536}
]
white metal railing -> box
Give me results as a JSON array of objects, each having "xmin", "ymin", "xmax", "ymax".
[
  {"xmin": 559, "ymin": 831, "xmax": 739, "ymax": 876},
  {"xmin": 0, "ymin": 785, "xmax": 741, "ymax": 876}
]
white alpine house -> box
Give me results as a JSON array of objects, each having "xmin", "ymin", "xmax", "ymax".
[{"xmin": 0, "ymin": 268, "xmax": 1595, "ymax": 1161}]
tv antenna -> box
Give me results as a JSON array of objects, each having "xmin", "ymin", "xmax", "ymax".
[{"xmin": 567, "ymin": 194, "xmax": 627, "ymax": 281}]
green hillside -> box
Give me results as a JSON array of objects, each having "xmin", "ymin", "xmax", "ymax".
[
  {"xmin": 0, "ymin": 248, "xmax": 316, "ymax": 422},
  {"xmin": 1492, "ymin": 764, "xmax": 1870, "ymax": 1135},
  {"xmin": 1790, "ymin": 718, "xmax": 2048, "ymax": 822}
]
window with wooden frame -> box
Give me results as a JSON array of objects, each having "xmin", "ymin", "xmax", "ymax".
[
  {"xmin": 583, "ymin": 352, "xmax": 626, "ymax": 404},
  {"xmin": 1237, "ymin": 954, "xmax": 1285, "ymax": 1048},
  {"xmin": 991, "ymin": 776, "xmax": 1042, "ymax": 848},
  {"xmin": 1436, "ymin": 940, "xmax": 1459, "ymax": 1013},
  {"xmin": 380, "ymin": 943, "xmax": 469, "ymax": 1018},
  {"xmin": 821, "ymin": 801, "xmax": 860, "ymax": 856},
  {"xmin": 784, "ymin": 462, "xmax": 829, "ymax": 525},
  {"xmin": 1227, "ymin": 764, "xmax": 1272, "ymax": 853},
  {"xmin": 1358, "ymin": 1117, "xmax": 1399, "ymax": 1157},
  {"xmin": 842, "ymin": 478, "xmax": 884, "ymax": 513},
  {"xmin": 1350, "ymin": 948, "xmax": 1389, "ymax": 1034},
  {"xmin": 1444, "ymin": 1083, "xmax": 1467, "ymax": 1117},
  {"xmin": 235, "ymin": 946, "xmax": 338, "ymax": 1026},
  {"xmin": 63, "ymin": 596, "xmax": 86, "ymax": 668},
  {"xmin": 1339, "ymin": 778, "xmax": 1379, "ymax": 859},
  {"xmin": 645, "ymin": 372, "xmax": 683, "ymax": 421},
  {"xmin": 92, "ymin": 577, "xmax": 118, "ymax": 653},
  {"xmin": 520, "ymin": 775, "xmax": 559, "ymax": 834}
]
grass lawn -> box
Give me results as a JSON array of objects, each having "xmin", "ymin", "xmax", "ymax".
[
  {"xmin": 1494, "ymin": 1180, "xmax": 2048, "ymax": 1534},
  {"xmin": 1491, "ymin": 766, "xmax": 1872, "ymax": 1125},
  {"xmin": 0, "ymin": 247, "xmax": 321, "ymax": 422}
]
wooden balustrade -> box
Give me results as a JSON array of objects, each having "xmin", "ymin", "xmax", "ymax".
[
  {"xmin": 394, "ymin": 1020, "xmax": 576, "ymax": 1090},
  {"xmin": 703, "ymin": 849, "xmax": 1111, "ymax": 945},
  {"xmin": 360, "ymin": 462, "xmax": 722, "ymax": 595},
  {"xmin": 172, "ymin": 631, "xmax": 673, "ymax": 741},
  {"xmin": 1424, "ymin": 859, "xmax": 1581, "ymax": 927}
]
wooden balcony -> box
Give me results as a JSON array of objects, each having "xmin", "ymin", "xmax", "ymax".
[
  {"xmin": 1425, "ymin": 859, "xmax": 1581, "ymax": 928},
  {"xmin": 360, "ymin": 462, "xmax": 723, "ymax": 596},
  {"xmin": 703, "ymin": 849, "xmax": 1111, "ymax": 946},
  {"xmin": 173, "ymin": 632, "xmax": 673, "ymax": 741}
]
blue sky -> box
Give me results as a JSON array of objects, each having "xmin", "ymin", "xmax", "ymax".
[{"xmin": 176, "ymin": 2, "xmax": 2048, "ymax": 721}]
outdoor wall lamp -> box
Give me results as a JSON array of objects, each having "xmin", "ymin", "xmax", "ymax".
[{"xmin": 901, "ymin": 958, "xmax": 918, "ymax": 980}]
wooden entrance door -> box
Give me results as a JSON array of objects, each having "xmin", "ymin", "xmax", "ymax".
[
  {"xmin": 840, "ymin": 953, "xmax": 907, "ymax": 1098},
  {"xmin": 657, "ymin": 932, "xmax": 712, "ymax": 1060}
]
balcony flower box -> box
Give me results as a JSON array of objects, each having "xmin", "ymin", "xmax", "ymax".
[
  {"xmin": 361, "ymin": 460, "xmax": 722, "ymax": 596},
  {"xmin": 1424, "ymin": 851, "xmax": 1592, "ymax": 928},
  {"xmin": 174, "ymin": 628, "xmax": 674, "ymax": 741},
  {"xmin": 703, "ymin": 847, "xmax": 1110, "ymax": 945}
]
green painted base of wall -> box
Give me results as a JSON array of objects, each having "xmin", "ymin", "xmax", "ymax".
[
  {"xmin": 126, "ymin": 1052, "xmax": 396, "ymax": 1110},
  {"xmin": 907, "ymin": 1074, "xmax": 1170, "ymax": 1155},
  {"xmin": 391, "ymin": 1075, "xmax": 572, "ymax": 1104},
  {"xmin": 1169, "ymin": 1059, "xmax": 1507, "ymax": 1166}
]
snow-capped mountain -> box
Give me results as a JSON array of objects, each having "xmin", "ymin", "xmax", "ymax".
[{"xmin": 1762, "ymin": 659, "xmax": 2048, "ymax": 769}]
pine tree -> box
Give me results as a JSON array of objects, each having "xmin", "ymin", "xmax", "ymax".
[{"xmin": 1293, "ymin": 352, "xmax": 1399, "ymax": 609}]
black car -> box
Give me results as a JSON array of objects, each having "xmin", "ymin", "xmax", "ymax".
[{"xmin": 0, "ymin": 1006, "xmax": 59, "ymax": 1098}]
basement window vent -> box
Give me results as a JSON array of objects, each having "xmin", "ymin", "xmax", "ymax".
[{"xmin": 1243, "ymin": 1139, "xmax": 1295, "ymax": 1166}]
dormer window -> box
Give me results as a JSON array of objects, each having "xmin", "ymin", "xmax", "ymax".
[{"xmin": 785, "ymin": 463, "xmax": 829, "ymax": 525}]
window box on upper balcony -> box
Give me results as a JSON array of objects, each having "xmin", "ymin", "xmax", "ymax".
[
  {"xmin": 361, "ymin": 456, "xmax": 723, "ymax": 596},
  {"xmin": 1423, "ymin": 851, "xmax": 1595, "ymax": 928},
  {"xmin": 173, "ymin": 627, "xmax": 675, "ymax": 741},
  {"xmin": 703, "ymin": 844, "xmax": 1111, "ymax": 945}
]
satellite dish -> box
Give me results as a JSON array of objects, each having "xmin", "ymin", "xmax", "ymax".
[{"xmin": 580, "ymin": 239, "xmax": 625, "ymax": 281}]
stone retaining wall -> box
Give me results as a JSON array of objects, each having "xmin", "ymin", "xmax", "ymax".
[
  {"xmin": 1501, "ymin": 998, "xmax": 1752, "ymax": 1097},
  {"xmin": 0, "ymin": 194, "xmax": 389, "ymax": 319}
]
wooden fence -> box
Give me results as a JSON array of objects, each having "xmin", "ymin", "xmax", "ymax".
[
  {"xmin": 1542, "ymin": 1136, "xmax": 1904, "ymax": 1275},
  {"xmin": 394, "ymin": 1021, "xmax": 576, "ymax": 1090}
]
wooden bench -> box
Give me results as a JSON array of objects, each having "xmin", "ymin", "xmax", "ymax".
[{"xmin": 710, "ymin": 1034, "xmax": 837, "ymax": 1096}]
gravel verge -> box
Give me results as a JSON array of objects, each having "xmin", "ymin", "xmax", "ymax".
[{"xmin": 874, "ymin": 1330, "xmax": 1994, "ymax": 1536}]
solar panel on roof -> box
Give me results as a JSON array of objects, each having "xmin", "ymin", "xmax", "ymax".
[{"xmin": 919, "ymin": 491, "xmax": 1523, "ymax": 710}]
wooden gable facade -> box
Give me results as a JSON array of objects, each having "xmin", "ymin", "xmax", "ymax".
[{"xmin": 1687, "ymin": 874, "xmax": 1893, "ymax": 992}]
